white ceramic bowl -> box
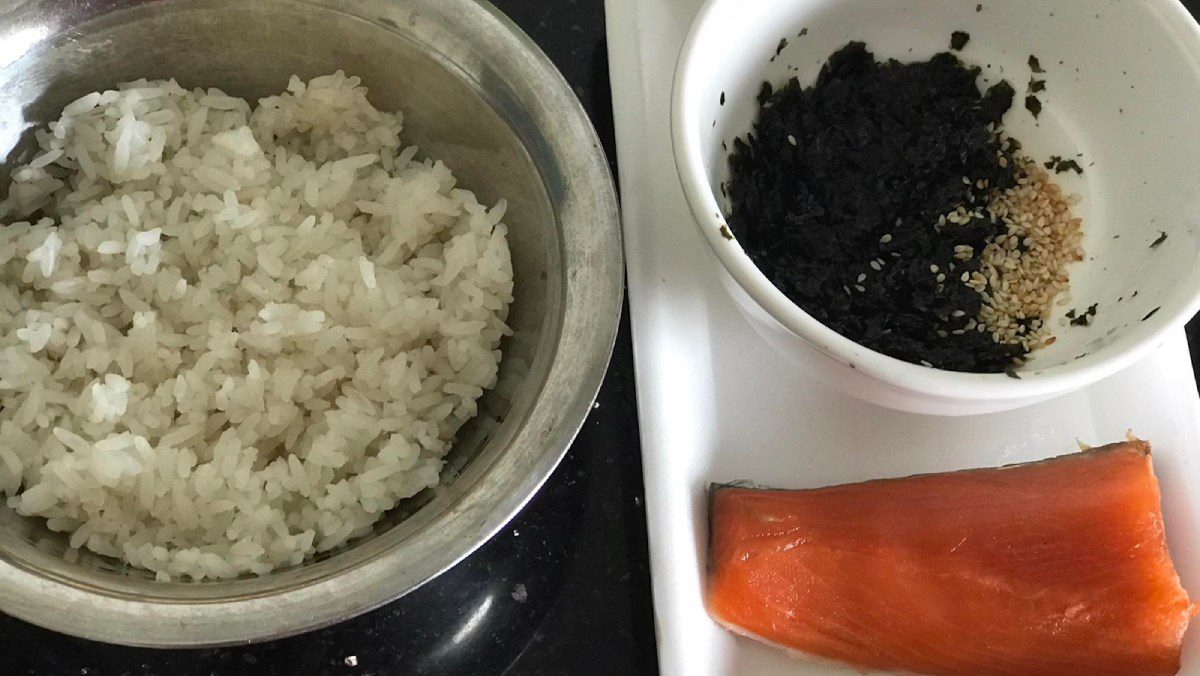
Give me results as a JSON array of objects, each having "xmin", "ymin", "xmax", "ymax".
[{"xmin": 673, "ymin": 0, "xmax": 1200, "ymax": 415}]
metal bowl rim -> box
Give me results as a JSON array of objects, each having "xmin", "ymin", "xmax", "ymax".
[{"xmin": 0, "ymin": 0, "xmax": 623, "ymax": 646}]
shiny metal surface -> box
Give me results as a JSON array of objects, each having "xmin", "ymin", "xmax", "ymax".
[{"xmin": 0, "ymin": 0, "xmax": 622, "ymax": 647}]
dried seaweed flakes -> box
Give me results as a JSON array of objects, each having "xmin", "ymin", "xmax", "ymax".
[
  {"xmin": 1068, "ymin": 303, "xmax": 1098, "ymax": 327},
  {"xmin": 726, "ymin": 42, "xmax": 1029, "ymax": 372},
  {"xmin": 1045, "ymin": 156, "xmax": 1083, "ymax": 174},
  {"xmin": 950, "ymin": 32, "xmax": 970, "ymax": 51},
  {"xmin": 1029, "ymin": 55, "xmax": 1045, "ymax": 73},
  {"xmin": 1025, "ymin": 95, "xmax": 1042, "ymax": 118},
  {"xmin": 1150, "ymin": 231, "xmax": 1168, "ymax": 249},
  {"xmin": 1143, "ymin": 307, "xmax": 1162, "ymax": 321},
  {"xmin": 772, "ymin": 38, "xmax": 789, "ymax": 61}
]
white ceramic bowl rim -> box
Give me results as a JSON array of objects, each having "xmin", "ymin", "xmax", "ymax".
[{"xmin": 672, "ymin": 0, "xmax": 1200, "ymax": 403}]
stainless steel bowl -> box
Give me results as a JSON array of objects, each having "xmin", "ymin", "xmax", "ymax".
[{"xmin": 0, "ymin": 0, "xmax": 622, "ymax": 646}]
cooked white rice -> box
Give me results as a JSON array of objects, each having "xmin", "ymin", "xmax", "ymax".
[{"xmin": 0, "ymin": 72, "xmax": 514, "ymax": 580}]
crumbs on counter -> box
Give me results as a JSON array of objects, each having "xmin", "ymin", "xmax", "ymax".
[{"xmin": 511, "ymin": 583, "xmax": 529, "ymax": 603}]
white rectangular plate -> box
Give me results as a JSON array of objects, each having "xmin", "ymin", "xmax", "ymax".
[{"xmin": 605, "ymin": 0, "xmax": 1200, "ymax": 673}]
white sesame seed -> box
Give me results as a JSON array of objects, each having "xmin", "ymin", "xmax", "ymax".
[
  {"xmin": 968, "ymin": 158, "xmax": 1083, "ymax": 353},
  {"xmin": 787, "ymin": 134, "xmax": 797, "ymax": 146},
  {"xmin": 870, "ymin": 260, "xmax": 882, "ymax": 271},
  {"xmin": 929, "ymin": 264, "xmax": 939, "ymax": 274},
  {"xmin": 857, "ymin": 273, "xmax": 867, "ymax": 283},
  {"xmin": 880, "ymin": 233, "xmax": 893, "ymax": 244}
]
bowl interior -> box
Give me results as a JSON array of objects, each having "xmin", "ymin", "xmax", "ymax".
[
  {"xmin": 0, "ymin": 0, "xmax": 561, "ymax": 598},
  {"xmin": 684, "ymin": 0, "xmax": 1200, "ymax": 376}
]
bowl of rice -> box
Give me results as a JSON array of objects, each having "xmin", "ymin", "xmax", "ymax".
[{"xmin": 0, "ymin": 0, "xmax": 622, "ymax": 646}]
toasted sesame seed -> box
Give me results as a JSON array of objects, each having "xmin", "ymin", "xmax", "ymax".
[
  {"xmin": 972, "ymin": 159, "xmax": 1084, "ymax": 353},
  {"xmin": 960, "ymin": 271, "xmax": 970, "ymax": 282}
]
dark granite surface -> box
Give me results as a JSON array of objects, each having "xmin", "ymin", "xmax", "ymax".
[{"xmin": 7, "ymin": 1, "xmax": 1200, "ymax": 674}]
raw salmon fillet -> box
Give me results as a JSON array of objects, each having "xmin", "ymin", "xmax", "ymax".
[{"xmin": 708, "ymin": 440, "xmax": 1195, "ymax": 675}]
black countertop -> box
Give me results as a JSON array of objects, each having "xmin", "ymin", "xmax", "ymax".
[{"xmin": 8, "ymin": 1, "xmax": 1200, "ymax": 674}]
